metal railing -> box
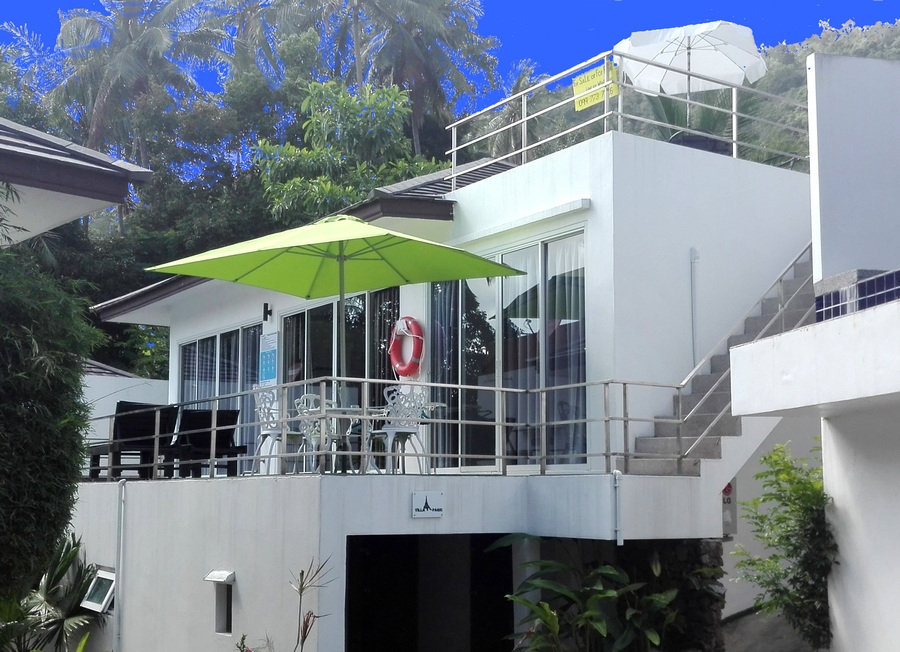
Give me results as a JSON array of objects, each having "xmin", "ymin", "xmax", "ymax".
[
  {"xmin": 81, "ymin": 376, "xmax": 710, "ymax": 480},
  {"xmin": 446, "ymin": 50, "xmax": 809, "ymax": 189},
  {"xmin": 83, "ymin": 250, "xmax": 815, "ymax": 481}
]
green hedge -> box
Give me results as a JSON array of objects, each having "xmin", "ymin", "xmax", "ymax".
[{"xmin": 0, "ymin": 249, "xmax": 101, "ymax": 599}]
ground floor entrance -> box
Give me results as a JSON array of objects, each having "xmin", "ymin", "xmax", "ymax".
[{"xmin": 346, "ymin": 534, "xmax": 514, "ymax": 652}]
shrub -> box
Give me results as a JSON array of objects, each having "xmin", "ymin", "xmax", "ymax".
[
  {"xmin": 734, "ymin": 443, "xmax": 838, "ymax": 650},
  {"xmin": 0, "ymin": 248, "xmax": 101, "ymax": 599}
]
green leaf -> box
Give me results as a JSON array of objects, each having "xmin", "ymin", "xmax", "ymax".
[
  {"xmin": 611, "ymin": 628, "xmax": 635, "ymax": 652},
  {"xmin": 645, "ymin": 628, "xmax": 661, "ymax": 646},
  {"xmin": 524, "ymin": 579, "xmax": 581, "ymax": 605}
]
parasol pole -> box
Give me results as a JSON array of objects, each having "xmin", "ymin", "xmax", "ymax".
[
  {"xmin": 338, "ymin": 241, "xmax": 347, "ymax": 406},
  {"xmin": 686, "ymin": 37, "xmax": 692, "ymax": 129}
]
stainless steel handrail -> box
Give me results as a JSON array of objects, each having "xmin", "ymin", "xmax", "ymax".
[{"xmin": 445, "ymin": 49, "xmax": 809, "ymax": 189}]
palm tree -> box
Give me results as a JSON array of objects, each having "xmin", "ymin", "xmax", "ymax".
[
  {"xmin": 474, "ymin": 59, "xmax": 553, "ymax": 161},
  {"xmin": 364, "ymin": 0, "xmax": 498, "ymax": 155},
  {"xmin": 53, "ymin": 0, "xmax": 227, "ymax": 158},
  {"xmin": 220, "ymin": 0, "xmax": 312, "ymax": 82}
]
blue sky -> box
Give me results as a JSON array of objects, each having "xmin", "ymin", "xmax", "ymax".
[{"xmin": 2, "ymin": 0, "xmax": 898, "ymax": 100}]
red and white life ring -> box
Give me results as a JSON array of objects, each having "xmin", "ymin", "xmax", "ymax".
[{"xmin": 388, "ymin": 316, "xmax": 424, "ymax": 377}]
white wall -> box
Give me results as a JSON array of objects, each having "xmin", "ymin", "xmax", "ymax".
[
  {"xmin": 74, "ymin": 477, "xmax": 322, "ymax": 652},
  {"xmin": 83, "ymin": 373, "xmax": 168, "ymax": 442},
  {"xmin": 731, "ymin": 300, "xmax": 900, "ymax": 418},
  {"xmin": 822, "ymin": 407, "xmax": 900, "ymax": 652},
  {"xmin": 808, "ymin": 54, "xmax": 900, "ymax": 281}
]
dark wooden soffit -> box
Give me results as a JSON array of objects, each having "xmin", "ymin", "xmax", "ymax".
[
  {"xmin": 344, "ymin": 197, "xmax": 454, "ymax": 222},
  {"xmin": 0, "ymin": 153, "xmax": 134, "ymax": 204}
]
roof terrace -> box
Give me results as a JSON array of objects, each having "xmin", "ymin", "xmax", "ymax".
[{"xmin": 446, "ymin": 48, "xmax": 808, "ymax": 189}]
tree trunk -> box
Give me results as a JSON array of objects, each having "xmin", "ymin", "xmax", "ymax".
[
  {"xmin": 86, "ymin": 75, "xmax": 116, "ymax": 151},
  {"xmin": 352, "ymin": 1, "xmax": 364, "ymax": 87}
]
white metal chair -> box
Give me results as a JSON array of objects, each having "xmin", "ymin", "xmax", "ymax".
[
  {"xmin": 293, "ymin": 393, "xmax": 337, "ymax": 472},
  {"xmin": 368, "ymin": 385, "xmax": 430, "ymax": 474},
  {"xmin": 249, "ymin": 387, "xmax": 280, "ymax": 474}
]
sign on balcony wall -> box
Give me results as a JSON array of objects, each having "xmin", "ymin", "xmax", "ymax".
[
  {"xmin": 572, "ymin": 62, "xmax": 619, "ymax": 111},
  {"xmin": 259, "ymin": 333, "xmax": 278, "ymax": 388},
  {"xmin": 722, "ymin": 479, "xmax": 737, "ymax": 537},
  {"xmin": 411, "ymin": 491, "xmax": 444, "ymax": 518}
]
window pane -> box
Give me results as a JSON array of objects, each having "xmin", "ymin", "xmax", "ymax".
[
  {"xmin": 502, "ymin": 246, "xmax": 540, "ymax": 464},
  {"xmin": 197, "ymin": 337, "xmax": 217, "ymax": 406},
  {"xmin": 218, "ymin": 330, "xmax": 240, "ymax": 409},
  {"xmin": 180, "ymin": 342, "xmax": 198, "ymax": 404},
  {"xmin": 239, "ymin": 324, "xmax": 262, "ymax": 473},
  {"xmin": 461, "ymin": 277, "xmax": 497, "ymax": 466},
  {"xmin": 430, "ymin": 281, "xmax": 459, "ymax": 468},
  {"xmin": 283, "ymin": 313, "xmax": 306, "ymax": 384},
  {"xmin": 545, "ymin": 234, "xmax": 586, "ymax": 464},
  {"xmin": 369, "ymin": 287, "xmax": 399, "ymax": 408},
  {"xmin": 343, "ymin": 294, "xmax": 366, "ymax": 406},
  {"xmin": 308, "ymin": 304, "xmax": 334, "ymax": 397}
]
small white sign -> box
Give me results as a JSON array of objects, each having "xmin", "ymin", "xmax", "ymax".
[
  {"xmin": 411, "ymin": 491, "xmax": 444, "ymax": 518},
  {"xmin": 722, "ymin": 479, "xmax": 737, "ymax": 536}
]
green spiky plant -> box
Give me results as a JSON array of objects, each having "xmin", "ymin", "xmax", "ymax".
[{"xmin": 0, "ymin": 535, "xmax": 103, "ymax": 652}]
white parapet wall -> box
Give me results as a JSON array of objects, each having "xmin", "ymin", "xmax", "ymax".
[{"xmin": 808, "ymin": 53, "xmax": 900, "ymax": 282}]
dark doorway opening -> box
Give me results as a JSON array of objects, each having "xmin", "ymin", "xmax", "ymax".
[{"xmin": 346, "ymin": 534, "xmax": 513, "ymax": 652}]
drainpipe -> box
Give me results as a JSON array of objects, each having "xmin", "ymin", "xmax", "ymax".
[
  {"xmin": 613, "ymin": 470, "xmax": 624, "ymax": 546},
  {"xmin": 690, "ymin": 247, "xmax": 700, "ymax": 366},
  {"xmin": 113, "ymin": 479, "xmax": 126, "ymax": 652}
]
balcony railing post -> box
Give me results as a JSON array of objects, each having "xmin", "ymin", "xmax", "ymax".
[
  {"xmin": 603, "ymin": 382, "xmax": 611, "ymax": 473},
  {"xmin": 622, "ymin": 383, "xmax": 630, "ymax": 474},
  {"xmin": 617, "ymin": 57, "xmax": 624, "ymax": 132},
  {"xmin": 152, "ymin": 408, "xmax": 161, "ymax": 480},
  {"xmin": 676, "ymin": 386, "xmax": 684, "ymax": 476},
  {"xmin": 360, "ymin": 380, "xmax": 369, "ymax": 475},
  {"xmin": 318, "ymin": 380, "xmax": 327, "ymax": 474},
  {"xmin": 451, "ymin": 126, "xmax": 458, "ymax": 191},
  {"xmin": 500, "ymin": 387, "xmax": 508, "ymax": 476},
  {"xmin": 106, "ymin": 414, "xmax": 115, "ymax": 481},
  {"xmin": 732, "ymin": 86, "xmax": 739, "ymax": 159},
  {"xmin": 539, "ymin": 389, "xmax": 547, "ymax": 475},
  {"xmin": 279, "ymin": 383, "xmax": 289, "ymax": 475},
  {"xmin": 209, "ymin": 397, "xmax": 219, "ymax": 478},
  {"xmin": 521, "ymin": 95, "xmax": 528, "ymax": 165},
  {"xmin": 603, "ymin": 57, "xmax": 609, "ymax": 133}
]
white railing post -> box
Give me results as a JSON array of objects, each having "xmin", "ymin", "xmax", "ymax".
[
  {"xmin": 521, "ymin": 95, "xmax": 528, "ymax": 165},
  {"xmin": 732, "ymin": 86, "xmax": 739, "ymax": 159},
  {"xmin": 450, "ymin": 126, "xmax": 458, "ymax": 191}
]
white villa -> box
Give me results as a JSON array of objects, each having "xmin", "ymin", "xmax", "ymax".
[{"xmin": 67, "ymin": 46, "xmax": 892, "ymax": 652}]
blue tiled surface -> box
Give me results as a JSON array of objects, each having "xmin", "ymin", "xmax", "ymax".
[{"xmin": 816, "ymin": 270, "xmax": 900, "ymax": 322}]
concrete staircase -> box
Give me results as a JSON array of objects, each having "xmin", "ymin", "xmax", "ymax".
[{"xmin": 626, "ymin": 259, "xmax": 815, "ymax": 476}]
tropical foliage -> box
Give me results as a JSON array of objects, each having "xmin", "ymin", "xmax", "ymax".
[
  {"xmin": 0, "ymin": 535, "xmax": 102, "ymax": 652},
  {"xmin": 734, "ymin": 443, "xmax": 838, "ymax": 650},
  {"xmin": 0, "ymin": 242, "xmax": 101, "ymax": 598},
  {"xmin": 502, "ymin": 538, "xmax": 680, "ymax": 652}
]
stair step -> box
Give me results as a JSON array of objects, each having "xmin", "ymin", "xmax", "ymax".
[
  {"xmin": 634, "ymin": 436, "xmax": 721, "ymax": 459},
  {"xmin": 744, "ymin": 309, "xmax": 809, "ymax": 334},
  {"xmin": 710, "ymin": 353, "xmax": 730, "ymax": 374},
  {"xmin": 675, "ymin": 391, "xmax": 731, "ymax": 415},
  {"xmin": 690, "ymin": 372, "xmax": 728, "ymax": 394},
  {"xmin": 792, "ymin": 260, "xmax": 813, "ymax": 278},
  {"xmin": 617, "ymin": 457, "xmax": 701, "ymax": 476},
  {"xmin": 655, "ymin": 413, "xmax": 741, "ymax": 438},
  {"xmin": 759, "ymin": 292, "xmax": 815, "ymax": 315},
  {"xmin": 727, "ymin": 332, "xmax": 756, "ymax": 347},
  {"xmin": 783, "ymin": 276, "xmax": 813, "ymax": 297}
]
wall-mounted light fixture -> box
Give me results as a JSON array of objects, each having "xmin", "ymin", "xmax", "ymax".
[
  {"xmin": 262, "ymin": 302, "xmax": 273, "ymax": 322},
  {"xmin": 205, "ymin": 570, "xmax": 235, "ymax": 634}
]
